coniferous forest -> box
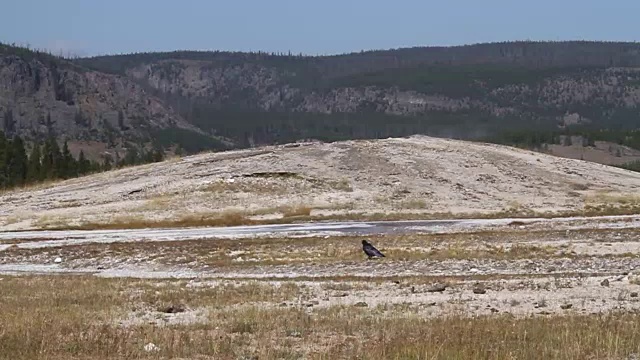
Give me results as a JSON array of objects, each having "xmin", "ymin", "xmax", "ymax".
[{"xmin": 0, "ymin": 131, "xmax": 165, "ymax": 190}]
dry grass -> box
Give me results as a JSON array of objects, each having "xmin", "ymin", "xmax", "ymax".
[
  {"xmin": 2, "ymin": 275, "xmax": 640, "ymax": 359},
  {"xmin": 279, "ymin": 204, "xmax": 313, "ymax": 217},
  {"xmin": 398, "ymin": 199, "xmax": 428, "ymax": 209},
  {"xmin": 582, "ymin": 191, "xmax": 640, "ymax": 216},
  {"xmin": 2, "ymin": 210, "xmax": 36, "ymax": 226},
  {"xmin": 203, "ymin": 179, "xmax": 292, "ymax": 195},
  {"xmin": 585, "ymin": 191, "xmax": 640, "ymax": 205},
  {"xmin": 65, "ymin": 210, "xmax": 254, "ymax": 230},
  {"xmin": 51, "ymin": 199, "xmax": 84, "ymax": 209},
  {"xmin": 133, "ymin": 280, "xmax": 303, "ymax": 309},
  {"xmin": 582, "ymin": 203, "xmax": 640, "ymax": 217},
  {"xmin": 23, "ymin": 201, "xmax": 640, "ymax": 231},
  {"xmin": 5, "ymin": 227, "xmax": 633, "ymax": 271},
  {"xmin": 0, "ymin": 179, "xmax": 62, "ymax": 196},
  {"xmin": 33, "ymin": 214, "xmax": 79, "ymax": 229},
  {"xmin": 135, "ymin": 195, "xmax": 174, "ymax": 211}
]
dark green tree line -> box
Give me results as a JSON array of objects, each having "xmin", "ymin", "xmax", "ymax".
[{"xmin": 0, "ymin": 132, "xmax": 167, "ymax": 190}]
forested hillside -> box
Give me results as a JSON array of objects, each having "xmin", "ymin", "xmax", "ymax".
[{"xmin": 1, "ymin": 40, "xmax": 640, "ymax": 169}]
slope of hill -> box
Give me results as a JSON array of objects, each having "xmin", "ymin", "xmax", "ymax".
[
  {"xmin": 0, "ymin": 44, "xmax": 227, "ymax": 158},
  {"xmin": 2, "ymin": 135, "xmax": 640, "ymax": 232}
]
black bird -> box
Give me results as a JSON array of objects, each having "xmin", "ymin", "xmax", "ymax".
[{"xmin": 362, "ymin": 240, "xmax": 385, "ymax": 259}]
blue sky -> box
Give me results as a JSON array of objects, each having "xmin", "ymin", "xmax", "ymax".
[{"xmin": 2, "ymin": 0, "xmax": 639, "ymax": 57}]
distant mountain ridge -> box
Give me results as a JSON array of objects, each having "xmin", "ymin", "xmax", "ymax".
[{"xmin": 1, "ymin": 41, "xmax": 640, "ymax": 160}]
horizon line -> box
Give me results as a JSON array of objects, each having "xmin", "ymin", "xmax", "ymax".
[{"xmin": 2, "ymin": 38, "xmax": 640, "ymax": 60}]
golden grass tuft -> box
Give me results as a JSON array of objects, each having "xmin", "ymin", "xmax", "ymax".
[
  {"xmin": 399, "ymin": 198, "xmax": 428, "ymax": 209},
  {"xmin": 135, "ymin": 195, "xmax": 174, "ymax": 211},
  {"xmin": 585, "ymin": 191, "xmax": 640, "ymax": 205},
  {"xmin": 279, "ymin": 204, "xmax": 313, "ymax": 217}
]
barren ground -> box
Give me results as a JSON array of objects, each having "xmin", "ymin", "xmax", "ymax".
[
  {"xmin": 3, "ymin": 136, "xmax": 640, "ymax": 359},
  {"xmin": 2, "ymin": 216, "xmax": 640, "ymax": 358},
  {"xmin": 2, "ymin": 135, "xmax": 640, "ymax": 232}
]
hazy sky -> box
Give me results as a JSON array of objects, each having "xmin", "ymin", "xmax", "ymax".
[{"xmin": 2, "ymin": 0, "xmax": 639, "ymax": 57}]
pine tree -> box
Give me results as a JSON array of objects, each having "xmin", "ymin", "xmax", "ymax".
[
  {"xmin": 581, "ymin": 136, "xmax": 590, "ymax": 147},
  {"xmin": 78, "ymin": 150, "xmax": 92, "ymax": 175},
  {"xmin": 174, "ymin": 145, "xmax": 184, "ymax": 157},
  {"xmin": 26, "ymin": 141, "xmax": 42, "ymax": 182},
  {"xmin": 45, "ymin": 112, "xmax": 54, "ymax": 136},
  {"xmin": 141, "ymin": 147, "xmax": 152, "ymax": 163},
  {"xmin": 563, "ymin": 135, "xmax": 573, "ymax": 146},
  {"xmin": 60, "ymin": 140, "xmax": 75, "ymax": 178},
  {"xmin": 117, "ymin": 110, "xmax": 125, "ymax": 130},
  {"xmin": 0, "ymin": 131, "xmax": 7, "ymax": 187},
  {"xmin": 7, "ymin": 136, "xmax": 27, "ymax": 186},
  {"xmin": 153, "ymin": 147, "xmax": 164, "ymax": 162},
  {"xmin": 41, "ymin": 137, "xmax": 61, "ymax": 179},
  {"xmin": 114, "ymin": 151, "xmax": 122, "ymax": 168},
  {"xmin": 102, "ymin": 154, "xmax": 113, "ymax": 171},
  {"xmin": 124, "ymin": 147, "xmax": 138, "ymax": 166},
  {"xmin": 3, "ymin": 109, "xmax": 15, "ymax": 135}
]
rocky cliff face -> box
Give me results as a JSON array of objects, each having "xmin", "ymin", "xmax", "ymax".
[
  {"xmin": 123, "ymin": 58, "xmax": 640, "ymax": 123},
  {"xmin": 0, "ymin": 50, "xmax": 200, "ymax": 149}
]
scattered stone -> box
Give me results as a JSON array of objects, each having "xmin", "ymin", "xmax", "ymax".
[
  {"xmin": 601, "ymin": 279, "xmax": 610, "ymax": 287},
  {"xmin": 631, "ymin": 292, "xmax": 638, "ymax": 298},
  {"xmin": 334, "ymin": 292, "xmax": 348, "ymax": 297},
  {"xmin": 160, "ymin": 304, "xmax": 186, "ymax": 314},
  {"xmin": 560, "ymin": 304, "xmax": 573, "ymax": 310},
  {"xmin": 473, "ymin": 285, "xmax": 487, "ymax": 294},
  {"xmin": 534, "ymin": 301, "xmax": 547, "ymax": 308},
  {"xmin": 53, "ymin": 257, "xmax": 62, "ymax": 263},
  {"xmin": 354, "ymin": 302, "xmax": 369, "ymax": 307},
  {"xmin": 143, "ymin": 343, "xmax": 160, "ymax": 352},
  {"xmin": 426, "ymin": 284, "xmax": 447, "ymax": 293}
]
